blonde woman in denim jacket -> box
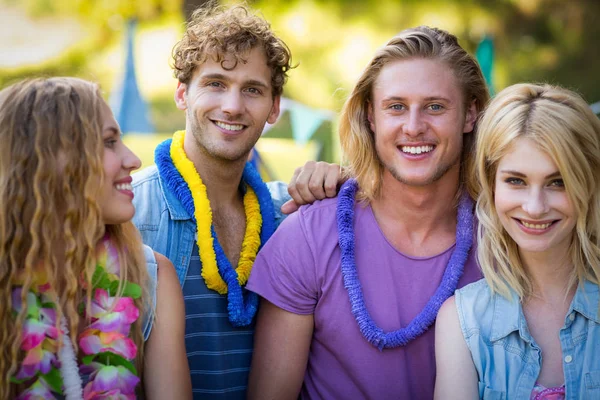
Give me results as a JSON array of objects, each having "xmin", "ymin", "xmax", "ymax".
[{"xmin": 435, "ymin": 83, "xmax": 600, "ymax": 400}]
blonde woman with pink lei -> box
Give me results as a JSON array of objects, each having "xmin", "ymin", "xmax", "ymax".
[{"xmin": 0, "ymin": 77, "xmax": 192, "ymax": 399}]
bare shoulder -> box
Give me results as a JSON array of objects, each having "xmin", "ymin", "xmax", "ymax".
[
  {"xmin": 154, "ymin": 252, "xmax": 180, "ymax": 292},
  {"xmin": 151, "ymin": 251, "xmax": 184, "ymax": 325},
  {"xmin": 437, "ymin": 296, "xmax": 457, "ymax": 323},
  {"xmin": 434, "ymin": 295, "xmax": 478, "ymax": 399},
  {"xmin": 154, "ymin": 251, "xmax": 172, "ymax": 269},
  {"xmin": 436, "ymin": 296, "xmax": 462, "ymax": 339},
  {"xmin": 144, "ymin": 253, "xmax": 191, "ymax": 399}
]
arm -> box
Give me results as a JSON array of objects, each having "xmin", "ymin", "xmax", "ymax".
[
  {"xmin": 143, "ymin": 253, "xmax": 192, "ymax": 400},
  {"xmin": 247, "ymin": 299, "xmax": 314, "ymax": 400},
  {"xmin": 281, "ymin": 161, "xmax": 345, "ymax": 214},
  {"xmin": 434, "ymin": 296, "xmax": 478, "ymax": 400}
]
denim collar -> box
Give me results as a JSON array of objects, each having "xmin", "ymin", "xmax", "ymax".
[
  {"xmin": 490, "ymin": 279, "xmax": 600, "ymax": 342},
  {"xmin": 159, "ymin": 172, "xmax": 192, "ymax": 221},
  {"xmin": 489, "ymin": 288, "xmax": 527, "ymax": 342},
  {"xmin": 158, "ymin": 165, "xmax": 249, "ymax": 222},
  {"xmin": 571, "ymin": 279, "xmax": 600, "ymax": 324}
]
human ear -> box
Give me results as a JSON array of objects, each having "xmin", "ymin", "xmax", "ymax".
[
  {"xmin": 463, "ymin": 99, "xmax": 477, "ymax": 133},
  {"xmin": 367, "ymin": 102, "xmax": 375, "ymax": 133},
  {"xmin": 174, "ymin": 82, "xmax": 188, "ymax": 111},
  {"xmin": 267, "ymin": 96, "xmax": 281, "ymax": 124}
]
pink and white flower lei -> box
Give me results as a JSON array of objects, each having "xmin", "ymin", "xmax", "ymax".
[{"xmin": 11, "ymin": 235, "xmax": 142, "ymax": 399}]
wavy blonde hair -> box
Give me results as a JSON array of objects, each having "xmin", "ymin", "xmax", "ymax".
[
  {"xmin": 339, "ymin": 26, "xmax": 489, "ymax": 201},
  {"xmin": 474, "ymin": 83, "xmax": 600, "ymax": 300},
  {"xmin": 172, "ymin": 2, "xmax": 293, "ymax": 97},
  {"xmin": 0, "ymin": 78, "xmax": 148, "ymax": 398}
]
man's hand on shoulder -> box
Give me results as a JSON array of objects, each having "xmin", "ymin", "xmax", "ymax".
[{"xmin": 281, "ymin": 161, "xmax": 346, "ymax": 214}]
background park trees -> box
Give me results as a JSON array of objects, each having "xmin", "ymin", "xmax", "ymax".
[{"xmin": 1, "ymin": 0, "xmax": 598, "ymax": 134}]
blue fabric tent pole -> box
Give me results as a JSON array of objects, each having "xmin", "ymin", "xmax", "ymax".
[
  {"xmin": 109, "ymin": 19, "xmax": 154, "ymax": 134},
  {"xmin": 476, "ymin": 35, "xmax": 495, "ymax": 96}
]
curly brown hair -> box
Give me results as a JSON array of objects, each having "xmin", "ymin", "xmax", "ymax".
[
  {"xmin": 0, "ymin": 78, "xmax": 148, "ymax": 398},
  {"xmin": 172, "ymin": 2, "xmax": 293, "ymax": 97}
]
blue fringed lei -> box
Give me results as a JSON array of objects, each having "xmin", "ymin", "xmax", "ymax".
[{"xmin": 336, "ymin": 179, "xmax": 474, "ymax": 350}]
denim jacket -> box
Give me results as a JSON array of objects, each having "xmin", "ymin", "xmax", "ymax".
[
  {"xmin": 456, "ymin": 278, "xmax": 600, "ymax": 400},
  {"xmin": 131, "ymin": 165, "xmax": 291, "ymax": 287}
]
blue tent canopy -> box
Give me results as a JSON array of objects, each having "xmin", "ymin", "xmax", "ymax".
[{"xmin": 109, "ymin": 19, "xmax": 154, "ymax": 134}]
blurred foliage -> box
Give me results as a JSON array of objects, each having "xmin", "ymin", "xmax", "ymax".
[
  {"xmin": 149, "ymin": 95, "xmax": 186, "ymax": 133},
  {"xmin": 0, "ymin": 47, "xmax": 88, "ymax": 90},
  {"xmin": 3, "ymin": 0, "xmax": 182, "ymax": 35},
  {"xmin": 1, "ymin": 0, "xmax": 599, "ymax": 137},
  {"xmin": 246, "ymin": 0, "xmax": 600, "ymax": 110}
]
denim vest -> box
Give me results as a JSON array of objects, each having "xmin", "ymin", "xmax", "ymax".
[
  {"xmin": 456, "ymin": 278, "xmax": 600, "ymax": 400},
  {"xmin": 131, "ymin": 164, "xmax": 290, "ymax": 288}
]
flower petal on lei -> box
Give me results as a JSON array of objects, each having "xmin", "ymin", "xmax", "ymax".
[
  {"xmin": 11, "ymin": 289, "xmax": 42, "ymax": 317},
  {"xmin": 20, "ymin": 319, "xmax": 49, "ymax": 351},
  {"xmin": 89, "ymin": 289, "xmax": 139, "ymax": 334},
  {"xmin": 16, "ymin": 339, "xmax": 58, "ymax": 379},
  {"xmin": 11, "ymin": 287, "xmax": 25, "ymax": 312},
  {"xmin": 13, "ymin": 264, "xmax": 51, "ymax": 293},
  {"xmin": 79, "ymin": 329, "xmax": 137, "ymax": 360},
  {"xmin": 85, "ymin": 391, "xmax": 135, "ymax": 400},
  {"xmin": 16, "ymin": 377, "xmax": 57, "ymax": 400},
  {"xmin": 98, "ymin": 237, "xmax": 121, "ymax": 276},
  {"xmin": 20, "ymin": 311, "xmax": 59, "ymax": 349},
  {"xmin": 83, "ymin": 365, "xmax": 139, "ymax": 399}
]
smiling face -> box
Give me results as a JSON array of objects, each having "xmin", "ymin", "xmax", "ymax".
[
  {"xmin": 175, "ymin": 46, "xmax": 280, "ymax": 163},
  {"xmin": 494, "ymin": 137, "xmax": 576, "ymax": 258},
  {"xmin": 98, "ymin": 101, "xmax": 142, "ymax": 225},
  {"xmin": 368, "ymin": 57, "xmax": 476, "ymax": 187}
]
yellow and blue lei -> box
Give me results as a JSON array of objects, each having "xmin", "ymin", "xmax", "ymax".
[{"xmin": 155, "ymin": 131, "xmax": 276, "ymax": 327}]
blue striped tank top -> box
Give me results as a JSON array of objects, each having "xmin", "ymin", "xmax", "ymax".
[{"xmin": 183, "ymin": 243, "xmax": 255, "ymax": 399}]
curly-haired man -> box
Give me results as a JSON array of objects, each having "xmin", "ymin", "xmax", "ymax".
[{"xmin": 131, "ymin": 4, "xmax": 300, "ymax": 398}]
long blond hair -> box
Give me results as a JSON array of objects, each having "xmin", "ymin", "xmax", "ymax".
[
  {"xmin": 0, "ymin": 77, "xmax": 148, "ymax": 398},
  {"xmin": 339, "ymin": 26, "xmax": 489, "ymax": 201},
  {"xmin": 474, "ymin": 83, "xmax": 600, "ymax": 300}
]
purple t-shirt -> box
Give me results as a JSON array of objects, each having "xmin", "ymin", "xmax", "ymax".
[{"xmin": 247, "ymin": 197, "xmax": 482, "ymax": 400}]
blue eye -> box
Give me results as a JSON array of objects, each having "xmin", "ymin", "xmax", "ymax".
[
  {"xmin": 505, "ymin": 177, "xmax": 525, "ymax": 185},
  {"xmin": 429, "ymin": 104, "xmax": 443, "ymax": 112},
  {"xmin": 245, "ymin": 87, "xmax": 262, "ymax": 96},
  {"xmin": 549, "ymin": 179, "xmax": 565, "ymax": 187}
]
